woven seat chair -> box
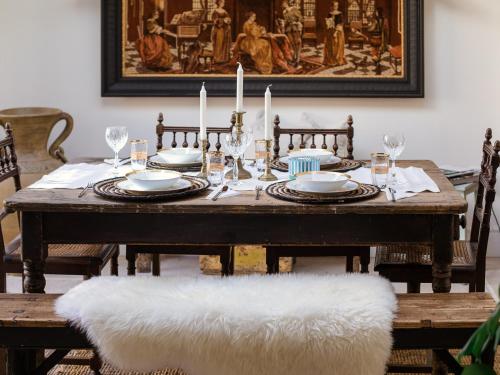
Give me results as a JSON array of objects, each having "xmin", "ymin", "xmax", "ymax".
[
  {"xmin": 266, "ymin": 114, "xmax": 371, "ymax": 274},
  {"xmin": 375, "ymin": 128, "xmax": 500, "ymax": 292},
  {"xmin": 125, "ymin": 113, "xmax": 234, "ymax": 277},
  {"xmin": 0, "ymin": 124, "xmax": 119, "ymax": 293}
]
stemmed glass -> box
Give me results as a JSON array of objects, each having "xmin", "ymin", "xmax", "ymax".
[
  {"xmin": 105, "ymin": 126, "xmax": 129, "ymax": 174},
  {"xmin": 383, "ymin": 133, "xmax": 406, "ymax": 186},
  {"xmin": 224, "ymin": 130, "xmax": 250, "ymax": 186}
]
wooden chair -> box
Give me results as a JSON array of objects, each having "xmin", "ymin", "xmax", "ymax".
[
  {"xmin": 0, "ymin": 124, "xmax": 119, "ymax": 293},
  {"xmin": 125, "ymin": 113, "xmax": 235, "ymax": 277},
  {"xmin": 375, "ymin": 128, "xmax": 500, "ymax": 293},
  {"xmin": 266, "ymin": 115, "xmax": 370, "ymax": 274}
]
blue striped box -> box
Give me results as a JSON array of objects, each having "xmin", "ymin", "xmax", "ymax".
[{"xmin": 288, "ymin": 156, "xmax": 321, "ymax": 179}]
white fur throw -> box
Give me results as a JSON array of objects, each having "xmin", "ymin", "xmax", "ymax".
[{"xmin": 56, "ymin": 274, "xmax": 396, "ymax": 375}]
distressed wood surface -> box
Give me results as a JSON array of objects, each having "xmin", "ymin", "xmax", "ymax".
[
  {"xmin": 0, "ymin": 293, "xmax": 495, "ymax": 330},
  {"xmin": 4, "ymin": 161, "xmax": 467, "ymax": 215}
]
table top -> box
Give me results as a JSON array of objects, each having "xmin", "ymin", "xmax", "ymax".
[{"xmin": 4, "ymin": 160, "xmax": 467, "ymax": 215}]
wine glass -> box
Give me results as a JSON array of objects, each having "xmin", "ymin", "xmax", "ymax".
[
  {"xmin": 383, "ymin": 133, "xmax": 406, "ymax": 186},
  {"xmin": 224, "ymin": 130, "xmax": 250, "ymax": 186},
  {"xmin": 105, "ymin": 126, "xmax": 129, "ymax": 174}
]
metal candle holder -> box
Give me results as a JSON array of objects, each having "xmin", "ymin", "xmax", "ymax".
[
  {"xmin": 198, "ymin": 139, "xmax": 208, "ymax": 178},
  {"xmin": 225, "ymin": 111, "xmax": 252, "ymax": 180},
  {"xmin": 258, "ymin": 139, "xmax": 278, "ymax": 181}
]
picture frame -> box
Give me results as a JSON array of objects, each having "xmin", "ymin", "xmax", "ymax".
[{"xmin": 102, "ymin": 0, "xmax": 423, "ymax": 97}]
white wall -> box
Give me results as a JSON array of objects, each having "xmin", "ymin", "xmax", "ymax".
[{"xmin": 1, "ymin": 0, "xmax": 500, "ymax": 252}]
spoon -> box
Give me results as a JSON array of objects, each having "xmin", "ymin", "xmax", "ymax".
[{"xmin": 212, "ymin": 185, "xmax": 229, "ymax": 201}]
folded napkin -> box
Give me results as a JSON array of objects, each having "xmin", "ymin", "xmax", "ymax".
[
  {"xmin": 29, "ymin": 163, "xmax": 131, "ymax": 189},
  {"xmin": 205, "ymin": 185, "xmax": 240, "ymax": 200},
  {"xmin": 349, "ymin": 167, "xmax": 440, "ymax": 201}
]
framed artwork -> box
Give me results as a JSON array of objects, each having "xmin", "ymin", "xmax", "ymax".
[{"xmin": 102, "ymin": 0, "xmax": 423, "ymax": 97}]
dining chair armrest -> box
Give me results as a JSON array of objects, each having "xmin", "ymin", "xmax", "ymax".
[{"xmin": 0, "ymin": 207, "xmax": 15, "ymax": 222}]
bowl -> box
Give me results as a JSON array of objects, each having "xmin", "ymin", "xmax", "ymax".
[
  {"xmin": 289, "ymin": 149, "xmax": 335, "ymax": 164},
  {"xmin": 126, "ymin": 170, "xmax": 182, "ymax": 190},
  {"xmin": 157, "ymin": 148, "xmax": 202, "ymax": 164},
  {"xmin": 295, "ymin": 171, "xmax": 350, "ymax": 193}
]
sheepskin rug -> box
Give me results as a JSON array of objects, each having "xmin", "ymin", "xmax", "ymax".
[{"xmin": 55, "ymin": 274, "xmax": 397, "ymax": 375}]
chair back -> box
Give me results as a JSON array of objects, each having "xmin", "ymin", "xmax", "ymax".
[
  {"xmin": 155, "ymin": 112, "xmax": 233, "ymax": 152},
  {"xmin": 0, "ymin": 123, "xmax": 21, "ymax": 191},
  {"xmin": 470, "ymin": 128, "xmax": 500, "ymax": 264},
  {"xmin": 272, "ymin": 115, "xmax": 354, "ymax": 160}
]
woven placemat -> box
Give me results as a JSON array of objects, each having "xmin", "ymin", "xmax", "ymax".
[
  {"xmin": 270, "ymin": 158, "xmax": 362, "ymax": 173},
  {"xmin": 93, "ymin": 176, "xmax": 210, "ymax": 202},
  {"xmin": 266, "ymin": 181, "xmax": 380, "ymax": 204},
  {"xmin": 147, "ymin": 160, "xmax": 201, "ymax": 173}
]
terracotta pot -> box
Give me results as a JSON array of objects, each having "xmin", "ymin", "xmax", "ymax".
[
  {"xmin": 0, "ymin": 107, "xmax": 73, "ymax": 174},
  {"xmin": 0, "ymin": 107, "xmax": 73, "ymax": 242}
]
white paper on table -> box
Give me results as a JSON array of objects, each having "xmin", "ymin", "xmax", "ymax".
[
  {"xmin": 349, "ymin": 167, "xmax": 440, "ymax": 201},
  {"xmin": 28, "ymin": 163, "xmax": 132, "ymax": 189}
]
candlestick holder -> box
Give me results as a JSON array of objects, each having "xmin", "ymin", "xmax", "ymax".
[
  {"xmin": 198, "ymin": 139, "xmax": 208, "ymax": 178},
  {"xmin": 258, "ymin": 139, "xmax": 278, "ymax": 181},
  {"xmin": 225, "ymin": 111, "xmax": 252, "ymax": 180}
]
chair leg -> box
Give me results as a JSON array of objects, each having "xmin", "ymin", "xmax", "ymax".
[
  {"xmin": 152, "ymin": 254, "xmax": 160, "ymax": 276},
  {"xmin": 0, "ymin": 265, "xmax": 6, "ymax": 293},
  {"xmin": 475, "ymin": 274, "xmax": 485, "ymax": 292},
  {"xmin": 346, "ymin": 255, "xmax": 354, "ymax": 273},
  {"xmin": 469, "ymin": 281, "xmax": 476, "ymax": 293},
  {"xmin": 407, "ymin": 281, "xmax": 421, "ymax": 293},
  {"xmin": 89, "ymin": 350, "xmax": 102, "ymax": 375},
  {"xmin": 228, "ymin": 247, "xmax": 235, "ymax": 276},
  {"xmin": 360, "ymin": 252, "xmax": 370, "ymax": 274},
  {"xmin": 126, "ymin": 249, "xmax": 136, "ymax": 276},
  {"xmin": 266, "ymin": 248, "xmax": 279, "ymax": 274},
  {"xmin": 111, "ymin": 249, "xmax": 119, "ymax": 276}
]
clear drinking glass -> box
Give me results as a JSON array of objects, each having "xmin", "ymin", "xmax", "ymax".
[
  {"xmin": 208, "ymin": 151, "xmax": 225, "ymax": 187},
  {"xmin": 370, "ymin": 153, "xmax": 390, "ymax": 188},
  {"xmin": 105, "ymin": 126, "xmax": 129, "ymax": 174},
  {"xmin": 224, "ymin": 130, "xmax": 250, "ymax": 187},
  {"xmin": 255, "ymin": 140, "xmax": 267, "ymax": 172},
  {"xmin": 130, "ymin": 139, "xmax": 148, "ymax": 171},
  {"xmin": 383, "ymin": 133, "xmax": 406, "ymax": 186}
]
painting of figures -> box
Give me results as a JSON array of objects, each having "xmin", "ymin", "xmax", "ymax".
[{"xmin": 123, "ymin": 0, "xmax": 405, "ymax": 78}]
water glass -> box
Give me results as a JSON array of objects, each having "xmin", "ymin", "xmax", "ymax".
[
  {"xmin": 288, "ymin": 156, "xmax": 320, "ymax": 179},
  {"xmin": 130, "ymin": 139, "xmax": 148, "ymax": 171},
  {"xmin": 208, "ymin": 151, "xmax": 225, "ymax": 187},
  {"xmin": 105, "ymin": 126, "xmax": 128, "ymax": 174},
  {"xmin": 223, "ymin": 130, "xmax": 250, "ymax": 186},
  {"xmin": 383, "ymin": 133, "xmax": 406, "ymax": 186},
  {"xmin": 255, "ymin": 140, "xmax": 267, "ymax": 172},
  {"xmin": 371, "ymin": 153, "xmax": 389, "ymax": 187}
]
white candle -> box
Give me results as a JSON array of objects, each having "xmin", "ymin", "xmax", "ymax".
[
  {"xmin": 199, "ymin": 82, "xmax": 207, "ymax": 141},
  {"xmin": 264, "ymin": 85, "xmax": 272, "ymax": 140},
  {"xmin": 236, "ymin": 62, "xmax": 244, "ymax": 112}
]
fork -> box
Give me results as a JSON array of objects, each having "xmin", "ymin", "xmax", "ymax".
[
  {"xmin": 78, "ymin": 181, "xmax": 94, "ymax": 198},
  {"xmin": 255, "ymin": 185, "xmax": 263, "ymax": 200}
]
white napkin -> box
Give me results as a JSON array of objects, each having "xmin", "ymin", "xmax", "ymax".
[
  {"xmin": 349, "ymin": 167, "xmax": 440, "ymax": 201},
  {"xmin": 28, "ymin": 163, "xmax": 132, "ymax": 189},
  {"xmin": 205, "ymin": 185, "xmax": 240, "ymax": 200}
]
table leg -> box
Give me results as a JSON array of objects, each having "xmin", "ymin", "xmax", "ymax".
[
  {"xmin": 432, "ymin": 215, "xmax": 454, "ymax": 293},
  {"xmin": 21, "ymin": 212, "xmax": 47, "ymax": 294}
]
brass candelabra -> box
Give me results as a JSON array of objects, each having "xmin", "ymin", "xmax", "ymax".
[
  {"xmin": 258, "ymin": 139, "xmax": 278, "ymax": 181},
  {"xmin": 198, "ymin": 139, "xmax": 208, "ymax": 178},
  {"xmin": 225, "ymin": 111, "xmax": 252, "ymax": 180}
]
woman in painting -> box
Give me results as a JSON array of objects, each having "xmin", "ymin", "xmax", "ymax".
[
  {"xmin": 136, "ymin": 10, "xmax": 173, "ymax": 70},
  {"xmin": 239, "ymin": 12, "xmax": 293, "ymax": 74},
  {"xmin": 323, "ymin": 1, "xmax": 346, "ymax": 67},
  {"xmin": 211, "ymin": 0, "xmax": 232, "ymax": 64}
]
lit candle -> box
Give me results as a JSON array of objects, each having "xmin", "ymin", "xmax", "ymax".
[
  {"xmin": 199, "ymin": 82, "xmax": 207, "ymax": 141},
  {"xmin": 236, "ymin": 62, "xmax": 244, "ymax": 113},
  {"xmin": 264, "ymin": 85, "xmax": 272, "ymax": 140}
]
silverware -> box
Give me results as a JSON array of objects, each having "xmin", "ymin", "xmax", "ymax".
[
  {"xmin": 255, "ymin": 185, "xmax": 263, "ymax": 200},
  {"xmin": 78, "ymin": 181, "xmax": 94, "ymax": 198},
  {"xmin": 389, "ymin": 187, "xmax": 396, "ymax": 202},
  {"xmin": 212, "ymin": 185, "xmax": 228, "ymax": 201}
]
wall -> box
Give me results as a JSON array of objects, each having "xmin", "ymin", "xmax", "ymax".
[{"xmin": 1, "ymin": 0, "xmax": 500, "ymax": 253}]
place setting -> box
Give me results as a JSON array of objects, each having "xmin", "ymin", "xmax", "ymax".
[{"xmin": 270, "ymin": 148, "xmax": 362, "ymax": 173}]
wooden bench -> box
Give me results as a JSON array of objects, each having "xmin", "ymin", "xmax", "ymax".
[{"xmin": 0, "ymin": 293, "xmax": 496, "ymax": 375}]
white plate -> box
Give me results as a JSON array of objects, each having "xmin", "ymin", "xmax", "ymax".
[
  {"xmin": 286, "ymin": 179, "xmax": 359, "ymax": 196},
  {"xmin": 157, "ymin": 148, "xmax": 202, "ymax": 164},
  {"xmin": 126, "ymin": 169, "xmax": 182, "ymax": 190},
  {"xmin": 280, "ymin": 155, "xmax": 341, "ymax": 166},
  {"xmin": 149, "ymin": 154, "xmax": 201, "ymax": 167},
  {"xmin": 289, "ymin": 149, "xmax": 336, "ymax": 164},
  {"xmin": 117, "ymin": 178, "xmax": 191, "ymax": 194},
  {"xmin": 296, "ymin": 171, "xmax": 350, "ymax": 193}
]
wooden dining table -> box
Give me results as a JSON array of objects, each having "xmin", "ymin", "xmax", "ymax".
[{"xmin": 4, "ymin": 160, "xmax": 467, "ymax": 294}]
